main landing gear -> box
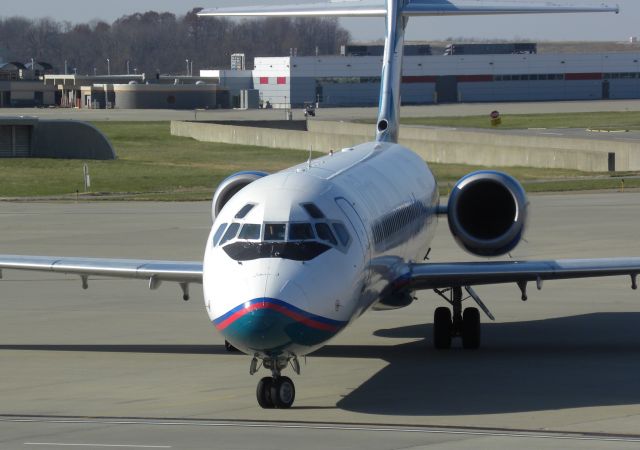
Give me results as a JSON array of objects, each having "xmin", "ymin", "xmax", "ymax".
[
  {"xmin": 433, "ymin": 286, "xmax": 494, "ymax": 350},
  {"xmin": 251, "ymin": 355, "xmax": 300, "ymax": 409}
]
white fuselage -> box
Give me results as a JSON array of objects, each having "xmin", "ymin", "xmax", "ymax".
[{"xmin": 203, "ymin": 141, "xmax": 438, "ymax": 358}]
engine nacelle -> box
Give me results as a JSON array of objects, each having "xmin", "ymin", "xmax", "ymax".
[
  {"xmin": 212, "ymin": 171, "xmax": 268, "ymax": 222},
  {"xmin": 447, "ymin": 171, "xmax": 528, "ymax": 257}
]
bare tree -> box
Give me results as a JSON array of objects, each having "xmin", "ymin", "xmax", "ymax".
[{"xmin": 0, "ymin": 11, "xmax": 351, "ymax": 74}]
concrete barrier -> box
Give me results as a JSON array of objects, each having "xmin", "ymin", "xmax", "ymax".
[
  {"xmin": 171, "ymin": 119, "xmax": 639, "ymax": 172},
  {"xmin": 171, "ymin": 120, "xmax": 363, "ymax": 153}
]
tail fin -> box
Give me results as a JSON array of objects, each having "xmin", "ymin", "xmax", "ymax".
[{"xmin": 199, "ymin": 1, "xmax": 619, "ymax": 143}]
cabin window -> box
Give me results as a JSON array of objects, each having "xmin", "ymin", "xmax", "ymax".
[
  {"xmin": 315, "ymin": 223, "xmax": 337, "ymax": 246},
  {"xmin": 238, "ymin": 223, "xmax": 261, "ymax": 240},
  {"xmin": 264, "ymin": 223, "xmax": 286, "ymax": 241},
  {"xmin": 235, "ymin": 203, "xmax": 255, "ymax": 219},
  {"xmin": 219, "ymin": 222, "xmax": 240, "ymax": 246},
  {"xmin": 289, "ymin": 223, "xmax": 315, "ymax": 241},
  {"xmin": 213, "ymin": 223, "xmax": 228, "ymax": 246}
]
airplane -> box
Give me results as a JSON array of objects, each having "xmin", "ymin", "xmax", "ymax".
[{"xmin": 0, "ymin": 0, "xmax": 633, "ymax": 410}]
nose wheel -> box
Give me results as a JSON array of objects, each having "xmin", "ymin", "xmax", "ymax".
[
  {"xmin": 433, "ymin": 287, "xmax": 482, "ymax": 349},
  {"xmin": 257, "ymin": 376, "xmax": 295, "ymax": 409},
  {"xmin": 252, "ymin": 356, "xmax": 299, "ymax": 408}
]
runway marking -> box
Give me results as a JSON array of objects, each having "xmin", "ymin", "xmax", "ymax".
[
  {"xmin": 24, "ymin": 444, "xmax": 171, "ymax": 449},
  {"xmin": 539, "ymin": 132, "xmax": 564, "ymax": 136},
  {"xmin": 5, "ymin": 416, "xmax": 640, "ymax": 444}
]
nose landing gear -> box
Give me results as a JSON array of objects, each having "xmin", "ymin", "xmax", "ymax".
[
  {"xmin": 252, "ymin": 355, "xmax": 300, "ymax": 409},
  {"xmin": 257, "ymin": 376, "xmax": 296, "ymax": 408}
]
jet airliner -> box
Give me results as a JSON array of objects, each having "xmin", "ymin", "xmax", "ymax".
[{"xmin": 1, "ymin": 1, "xmax": 635, "ymax": 409}]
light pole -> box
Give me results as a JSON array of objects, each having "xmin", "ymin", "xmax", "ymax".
[
  {"xmin": 106, "ymin": 58, "xmax": 111, "ymax": 76},
  {"xmin": 64, "ymin": 60, "xmax": 68, "ymax": 75},
  {"xmin": 126, "ymin": 60, "xmax": 130, "ymax": 75},
  {"xmin": 185, "ymin": 59, "xmax": 190, "ymax": 76}
]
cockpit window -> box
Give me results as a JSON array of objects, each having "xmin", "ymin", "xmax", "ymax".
[
  {"xmin": 289, "ymin": 223, "xmax": 314, "ymax": 241},
  {"xmin": 213, "ymin": 223, "xmax": 228, "ymax": 246},
  {"xmin": 223, "ymin": 241, "xmax": 331, "ymax": 262},
  {"xmin": 238, "ymin": 223, "xmax": 261, "ymax": 240},
  {"xmin": 332, "ymin": 223, "xmax": 351, "ymax": 247},
  {"xmin": 219, "ymin": 222, "xmax": 240, "ymax": 246},
  {"xmin": 264, "ymin": 223, "xmax": 286, "ymax": 241},
  {"xmin": 302, "ymin": 203, "xmax": 325, "ymax": 219},
  {"xmin": 235, "ymin": 203, "xmax": 255, "ymax": 219},
  {"xmin": 315, "ymin": 223, "xmax": 337, "ymax": 246}
]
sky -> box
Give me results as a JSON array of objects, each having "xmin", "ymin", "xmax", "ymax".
[{"xmin": 1, "ymin": 0, "xmax": 638, "ymax": 42}]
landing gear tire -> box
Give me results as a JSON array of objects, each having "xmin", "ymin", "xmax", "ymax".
[
  {"xmin": 225, "ymin": 340, "xmax": 239, "ymax": 352},
  {"xmin": 433, "ymin": 306, "xmax": 453, "ymax": 350},
  {"xmin": 256, "ymin": 377, "xmax": 275, "ymax": 409},
  {"xmin": 462, "ymin": 307, "xmax": 481, "ymax": 350},
  {"xmin": 270, "ymin": 376, "xmax": 295, "ymax": 409}
]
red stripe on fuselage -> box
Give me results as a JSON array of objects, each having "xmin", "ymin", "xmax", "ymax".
[{"xmin": 215, "ymin": 302, "xmax": 340, "ymax": 333}]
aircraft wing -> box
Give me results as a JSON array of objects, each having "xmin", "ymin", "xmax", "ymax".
[
  {"xmin": 198, "ymin": 1, "xmax": 618, "ymax": 18},
  {"xmin": 0, "ymin": 255, "xmax": 203, "ymax": 284},
  {"xmin": 405, "ymin": 258, "xmax": 640, "ymax": 291}
]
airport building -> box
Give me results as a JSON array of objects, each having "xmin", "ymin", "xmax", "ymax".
[
  {"xmin": 251, "ymin": 51, "xmax": 640, "ymax": 107},
  {"xmin": 43, "ymin": 74, "xmax": 230, "ymax": 109},
  {"xmin": 2, "ymin": 46, "xmax": 639, "ymax": 110},
  {"xmin": 0, "ymin": 61, "xmax": 56, "ymax": 107}
]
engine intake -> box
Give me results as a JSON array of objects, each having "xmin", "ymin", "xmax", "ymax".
[
  {"xmin": 447, "ymin": 171, "xmax": 528, "ymax": 257},
  {"xmin": 212, "ymin": 171, "xmax": 268, "ymax": 222}
]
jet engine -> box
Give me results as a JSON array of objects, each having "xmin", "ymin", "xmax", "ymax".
[
  {"xmin": 447, "ymin": 171, "xmax": 528, "ymax": 257},
  {"xmin": 212, "ymin": 171, "xmax": 268, "ymax": 221}
]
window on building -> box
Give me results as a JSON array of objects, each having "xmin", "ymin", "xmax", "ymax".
[
  {"xmin": 259, "ymin": 77, "xmax": 269, "ymax": 84},
  {"xmin": 277, "ymin": 76, "xmax": 287, "ymax": 85}
]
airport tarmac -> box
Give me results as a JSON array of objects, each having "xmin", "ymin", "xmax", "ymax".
[
  {"xmin": 2, "ymin": 98, "xmax": 640, "ymax": 122},
  {"xmin": 2, "ymin": 193, "xmax": 640, "ymax": 448}
]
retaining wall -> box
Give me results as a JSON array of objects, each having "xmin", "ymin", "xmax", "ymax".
[{"xmin": 171, "ymin": 119, "xmax": 639, "ymax": 172}]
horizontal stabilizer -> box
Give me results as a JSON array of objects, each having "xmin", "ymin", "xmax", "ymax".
[
  {"xmin": 403, "ymin": 1, "xmax": 619, "ymax": 16},
  {"xmin": 198, "ymin": 1, "xmax": 386, "ymax": 17},
  {"xmin": 199, "ymin": 1, "xmax": 619, "ymax": 18}
]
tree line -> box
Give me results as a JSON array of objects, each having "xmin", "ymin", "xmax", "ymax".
[{"xmin": 0, "ymin": 8, "xmax": 351, "ymax": 75}]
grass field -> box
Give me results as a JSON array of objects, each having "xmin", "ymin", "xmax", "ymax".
[
  {"xmin": 400, "ymin": 111, "xmax": 640, "ymax": 130},
  {"xmin": 0, "ymin": 121, "xmax": 637, "ymax": 200},
  {"xmin": 0, "ymin": 122, "xmax": 322, "ymax": 200}
]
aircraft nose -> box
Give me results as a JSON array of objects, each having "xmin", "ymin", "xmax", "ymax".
[{"xmin": 214, "ymin": 276, "xmax": 343, "ymax": 355}]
